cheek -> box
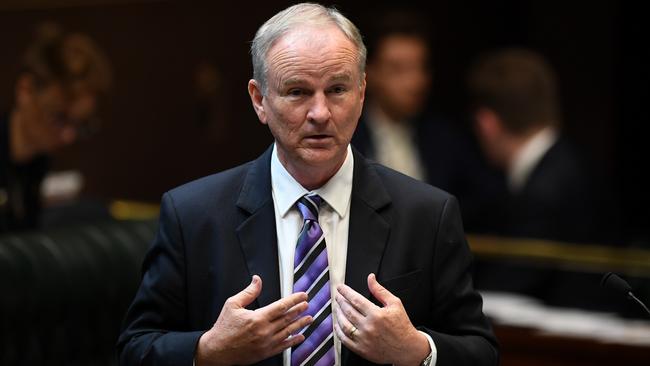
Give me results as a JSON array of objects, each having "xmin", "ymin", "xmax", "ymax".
[
  {"xmin": 335, "ymin": 103, "xmax": 361, "ymax": 137},
  {"xmin": 266, "ymin": 104, "xmax": 304, "ymax": 138},
  {"xmin": 74, "ymin": 96, "xmax": 97, "ymax": 117}
]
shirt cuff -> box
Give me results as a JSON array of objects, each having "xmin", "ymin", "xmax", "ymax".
[{"xmin": 418, "ymin": 330, "xmax": 438, "ymax": 366}]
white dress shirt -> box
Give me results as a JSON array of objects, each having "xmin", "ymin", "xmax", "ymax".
[
  {"xmin": 271, "ymin": 144, "xmax": 353, "ymax": 366},
  {"xmin": 508, "ymin": 127, "xmax": 558, "ymax": 192},
  {"xmin": 270, "ymin": 143, "xmax": 436, "ymax": 366},
  {"xmin": 366, "ymin": 103, "xmax": 427, "ymax": 181}
]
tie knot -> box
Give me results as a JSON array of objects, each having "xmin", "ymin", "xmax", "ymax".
[{"xmin": 296, "ymin": 194, "xmax": 322, "ymax": 221}]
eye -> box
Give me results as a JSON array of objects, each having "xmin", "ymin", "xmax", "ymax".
[
  {"xmin": 329, "ymin": 85, "xmax": 347, "ymax": 94},
  {"xmin": 287, "ymin": 88, "xmax": 304, "ymax": 97}
]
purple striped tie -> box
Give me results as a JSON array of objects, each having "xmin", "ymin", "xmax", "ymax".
[{"xmin": 291, "ymin": 194, "xmax": 335, "ymax": 366}]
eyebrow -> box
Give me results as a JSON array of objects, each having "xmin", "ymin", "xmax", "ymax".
[
  {"xmin": 281, "ymin": 77, "xmax": 305, "ymax": 88},
  {"xmin": 280, "ymin": 72, "xmax": 354, "ymax": 88},
  {"xmin": 329, "ymin": 72, "xmax": 353, "ymax": 83}
]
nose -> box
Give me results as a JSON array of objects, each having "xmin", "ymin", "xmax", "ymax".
[{"xmin": 306, "ymin": 92, "xmax": 331, "ymax": 124}]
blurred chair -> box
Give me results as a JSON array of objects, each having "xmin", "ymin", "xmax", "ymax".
[{"xmin": 0, "ymin": 218, "xmax": 155, "ymax": 365}]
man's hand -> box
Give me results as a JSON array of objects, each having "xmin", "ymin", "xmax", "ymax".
[
  {"xmin": 196, "ymin": 275, "xmax": 313, "ymax": 366},
  {"xmin": 334, "ymin": 273, "xmax": 430, "ymax": 366}
]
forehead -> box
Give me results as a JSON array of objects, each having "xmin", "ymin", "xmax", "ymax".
[
  {"xmin": 266, "ymin": 25, "xmax": 361, "ymax": 85},
  {"xmin": 376, "ymin": 35, "xmax": 428, "ymax": 60}
]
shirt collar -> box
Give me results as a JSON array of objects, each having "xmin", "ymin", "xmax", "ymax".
[
  {"xmin": 509, "ymin": 127, "xmax": 558, "ymax": 192},
  {"xmin": 366, "ymin": 101, "xmax": 411, "ymax": 136},
  {"xmin": 271, "ymin": 143, "xmax": 354, "ymax": 218}
]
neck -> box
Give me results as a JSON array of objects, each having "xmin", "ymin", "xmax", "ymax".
[{"xmin": 371, "ymin": 100, "xmax": 408, "ymax": 125}]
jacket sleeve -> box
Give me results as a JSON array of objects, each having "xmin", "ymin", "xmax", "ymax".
[
  {"xmin": 419, "ymin": 196, "xmax": 499, "ymax": 366},
  {"xmin": 117, "ymin": 192, "xmax": 204, "ymax": 366}
]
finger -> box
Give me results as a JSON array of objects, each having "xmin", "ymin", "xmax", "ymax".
[
  {"xmin": 269, "ymin": 300, "xmax": 309, "ymax": 333},
  {"xmin": 270, "ymin": 313, "xmax": 313, "ymax": 344},
  {"xmin": 271, "ymin": 332, "xmax": 305, "ymax": 355},
  {"xmin": 257, "ymin": 291, "xmax": 308, "ymax": 320},
  {"xmin": 334, "ymin": 321, "xmax": 360, "ymax": 352},
  {"xmin": 336, "ymin": 284, "xmax": 378, "ymax": 316},
  {"xmin": 229, "ymin": 275, "xmax": 262, "ymax": 308},
  {"xmin": 335, "ymin": 293, "xmax": 364, "ymax": 329},
  {"xmin": 333, "ymin": 301, "xmax": 357, "ymax": 339},
  {"xmin": 367, "ymin": 273, "xmax": 398, "ymax": 306}
]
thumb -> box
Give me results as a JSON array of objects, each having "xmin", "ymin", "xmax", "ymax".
[
  {"xmin": 231, "ymin": 275, "xmax": 262, "ymax": 308},
  {"xmin": 368, "ymin": 273, "xmax": 397, "ymax": 307}
]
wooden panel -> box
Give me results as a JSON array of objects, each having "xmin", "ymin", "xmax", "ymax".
[{"xmin": 496, "ymin": 325, "xmax": 650, "ymax": 366}]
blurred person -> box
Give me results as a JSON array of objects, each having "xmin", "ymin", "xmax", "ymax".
[
  {"xmin": 0, "ymin": 23, "xmax": 112, "ymax": 233},
  {"xmin": 468, "ymin": 48, "xmax": 613, "ymax": 244},
  {"xmin": 352, "ymin": 11, "xmax": 432, "ymax": 181},
  {"xmin": 118, "ymin": 3, "xmax": 497, "ymax": 366},
  {"xmin": 468, "ymin": 48, "xmax": 619, "ymax": 307},
  {"xmin": 352, "ymin": 11, "xmax": 505, "ymax": 233}
]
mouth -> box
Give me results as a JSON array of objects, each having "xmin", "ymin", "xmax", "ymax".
[
  {"xmin": 303, "ymin": 134, "xmax": 334, "ymax": 146},
  {"xmin": 305, "ymin": 134, "xmax": 331, "ymax": 140}
]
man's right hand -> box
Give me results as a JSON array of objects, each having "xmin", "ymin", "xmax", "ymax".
[{"xmin": 195, "ymin": 275, "xmax": 312, "ymax": 366}]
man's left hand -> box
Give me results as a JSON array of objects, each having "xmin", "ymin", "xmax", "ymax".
[{"xmin": 334, "ymin": 273, "xmax": 431, "ymax": 366}]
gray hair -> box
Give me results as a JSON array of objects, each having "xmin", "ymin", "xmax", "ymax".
[{"xmin": 250, "ymin": 3, "xmax": 367, "ymax": 94}]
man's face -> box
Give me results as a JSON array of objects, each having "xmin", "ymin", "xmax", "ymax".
[
  {"xmin": 249, "ymin": 25, "xmax": 365, "ymax": 173},
  {"xmin": 17, "ymin": 77, "xmax": 98, "ymax": 154},
  {"xmin": 367, "ymin": 35, "xmax": 430, "ymax": 121}
]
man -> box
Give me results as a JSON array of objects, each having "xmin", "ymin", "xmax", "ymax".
[
  {"xmin": 352, "ymin": 11, "xmax": 432, "ymax": 181},
  {"xmin": 118, "ymin": 4, "xmax": 497, "ymax": 366},
  {"xmin": 352, "ymin": 12, "xmax": 503, "ymax": 233},
  {"xmin": 468, "ymin": 48, "xmax": 617, "ymax": 304},
  {"xmin": 0, "ymin": 23, "xmax": 111, "ymax": 232},
  {"xmin": 468, "ymin": 48, "xmax": 612, "ymax": 244}
]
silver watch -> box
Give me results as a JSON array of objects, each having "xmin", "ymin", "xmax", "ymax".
[{"xmin": 421, "ymin": 352, "xmax": 433, "ymax": 366}]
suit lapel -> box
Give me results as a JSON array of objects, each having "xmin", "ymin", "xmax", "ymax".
[
  {"xmin": 345, "ymin": 148, "xmax": 392, "ymax": 297},
  {"xmin": 235, "ymin": 146, "xmax": 281, "ymax": 309}
]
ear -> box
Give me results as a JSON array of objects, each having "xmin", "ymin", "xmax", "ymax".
[
  {"xmin": 474, "ymin": 107, "xmax": 503, "ymax": 140},
  {"xmin": 248, "ymin": 79, "xmax": 267, "ymax": 124},
  {"xmin": 365, "ymin": 63, "xmax": 379, "ymax": 94},
  {"xmin": 359, "ymin": 73, "xmax": 367, "ymax": 105},
  {"xmin": 15, "ymin": 73, "xmax": 36, "ymax": 107},
  {"xmin": 365, "ymin": 63, "xmax": 375, "ymax": 81}
]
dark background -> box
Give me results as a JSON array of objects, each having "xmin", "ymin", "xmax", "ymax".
[{"xmin": 0, "ymin": 0, "xmax": 647, "ymax": 243}]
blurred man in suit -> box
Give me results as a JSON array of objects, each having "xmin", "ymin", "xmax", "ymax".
[
  {"xmin": 0, "ymin": 23, "xmax": 111, "ymax": 232},
  {"xmin": 468, "ymin": 48, "xmax": 612, "ymax": 243},
  {"xmin": 468, "ymin": 48, "xmax": 618, "ymax": 305},
  {"xmin": 118, "ymin": 4, "xmax": 497, "ymax": 366}
]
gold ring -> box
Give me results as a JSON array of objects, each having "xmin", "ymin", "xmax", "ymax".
[{"xmin": 349, "ymin": 325, "xmax": 358, "ymax": 338}]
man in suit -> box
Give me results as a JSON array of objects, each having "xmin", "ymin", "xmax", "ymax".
[
  {"xmin": 118, "ymin": 4, "xmax": 497, "ymax": 366},
  {"xmin": 468, "ymin": 48, "xmax": 614, "ymax": 244},
  {"xmin": 468, "ymin": 48, "xmax": 618, "ymax": 305}
]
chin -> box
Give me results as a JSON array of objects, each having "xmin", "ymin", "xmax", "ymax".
[{"xmin": 298, "ymin": 147, "xmax": 344, "ymax": 167}]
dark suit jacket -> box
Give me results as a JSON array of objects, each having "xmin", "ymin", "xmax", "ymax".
[
  {"xmin": 117, "ymin": 146, "xmax": 498, "ymax": 366},
  {"xmin": 0, "ymin": 113, "xmax": 49, "ymax": 233},
  {"xmin": 504, "ymin": 137, "xmax": 615, "ymax": 244},
  {"xmin": 474, "ymin": 137, "xmax": 619, "ymax": 309}
]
